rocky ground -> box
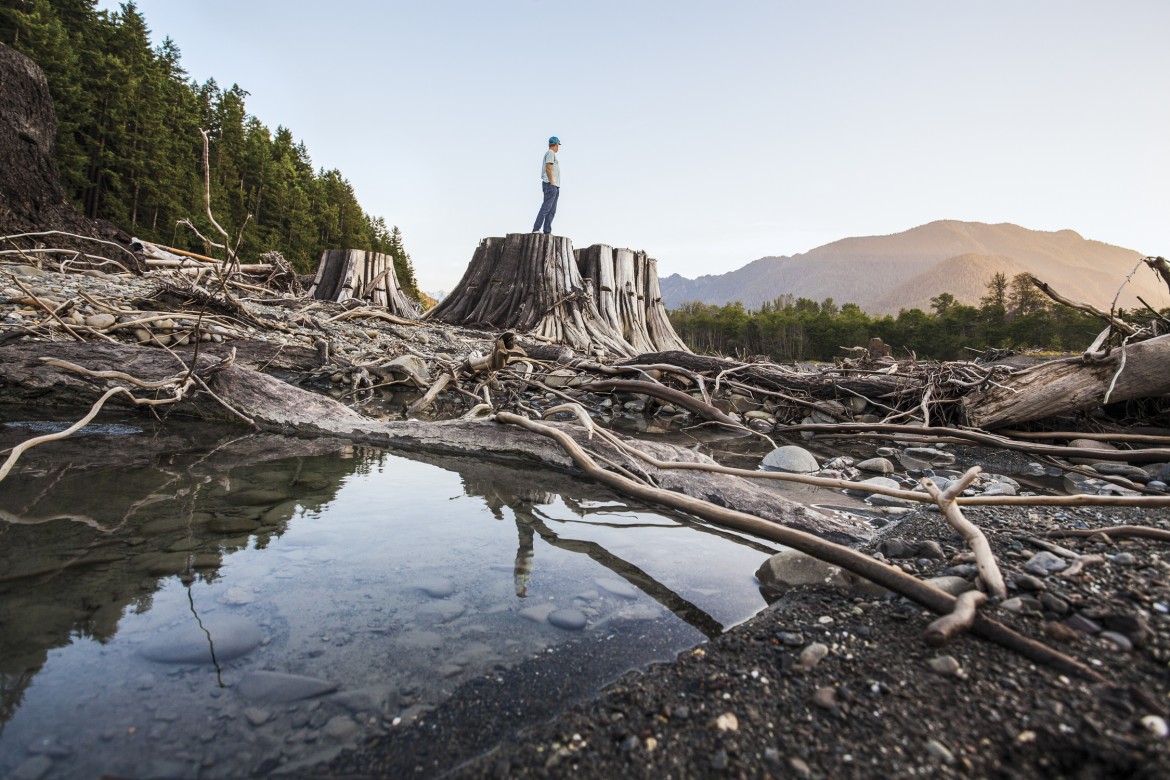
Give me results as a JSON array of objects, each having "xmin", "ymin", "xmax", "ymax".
[{"xmin": 4, "ymin": 259, "xmax": 1170, "ymax": 778}]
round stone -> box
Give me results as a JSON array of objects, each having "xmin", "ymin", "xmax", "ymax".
[
  {"xmin": 761, "ymin": 445, "xmax": 820, "ymax": 473},
  {"xmin": 416, "ymin": 576, "xmax": 455, "ymax": 599},
  {"xmin": 856, "ymin": 457, "xmax": 895, "ymax": 475},
  {"xmin": 235, "ymin": 671, "xmax": 339, "ymax": 703},
  {"xmin": 595, "ymin": 578, "xmax": 639, "ymax": 600},
  {"xmin": 139, "ymin": 615, "xmax": 262, "ymax": 664},
  {"xmin": 547, "ymin": 608, "xmax": 587, "ymax": 631},
  {"xmin": 1024, "ymin": 551, "xmax": 1069, "ymax": 576}
]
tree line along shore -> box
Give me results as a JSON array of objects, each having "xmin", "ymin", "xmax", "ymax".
[
  {"xmin": 667, "ymin": 272, "xmax": 1144, "ymax": 363},
  {"xmin": 0, "ymin": 0, "xmax": 419, "ymax": 295}
]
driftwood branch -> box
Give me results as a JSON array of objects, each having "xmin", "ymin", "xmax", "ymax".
[
  {"xmin": 494, "ymin": 411, "xmax": 1105, "ymax": 681},
  {"xmin": 923, "ymin": 590, "xmax": 987, "ymax": 647},
  {"xmin": 921, "ymin": 467, "xmax": 1008, "ymax": 600},
  {"xmin": 0, "ymin": 378, "xmax": 191, "ymax": 482},
  {"xmin": 406, "ymin": 373, "xmax": 453, "ymax": 417},
  {"xmin": 1, "ymin": 230, "xmax": 138, "ymax": 270},
  {"xmin": 1142, "ymin": 256, "xmax": 1170, "ymax": 295},
  {"xmin": 198, "ymin": 129, "xmax": 237, "ymax": 268},
  {"xmin": 580, "ymin": 378, "xmax": 741, "ymax": 428},
  {"xmin": 1029, "ymin": 274, "xmax": 1138, "ymax": 337},
  {"xmin": 788, "ymin": 420, "xmax": 1170, "ymax": 464},
  {"xmin": 1057, "ymin": 554, "xmax": 1106, "ymax": 578},
  {"xmin": 1047, "ymin": 526, "xmax": 1170, "ymax": 543}
]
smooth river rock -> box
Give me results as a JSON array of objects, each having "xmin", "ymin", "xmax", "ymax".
[
  {"xmin": 756, "ymin": 551, "xmax": 851, "ymax": 593},
  {"xmin": 235, "ymin": 671, "xmax": 339, "ymax": 703},
  {"xmin": 1067, "ymin": 438, "xmax": 1120, "ymax": 465},
  {"xmin": 595, "ymin": 577, "xmax": 639, "ymax": 600},
  {"xmin": 761, "ymin": 445, "xmax": 820, "ymax": 474},
  {"xmin": 856, "ymin": 457, "xmax": 895, "ymax": 475},
  {"xmin": 547, "ymin": 608, "xmax": 588, "ymax": 631},
  {"xmin": 416, "ymin": 576, "xmax": 456, "ymax": 598},
  {"xmin": 139, "ymin": 615, "xmax": 262, "ymax": 664}
]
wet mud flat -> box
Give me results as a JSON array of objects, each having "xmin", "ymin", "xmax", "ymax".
[{"xmin": 312, "ymin": 503, "xmax": 1170, "ymax": 779}]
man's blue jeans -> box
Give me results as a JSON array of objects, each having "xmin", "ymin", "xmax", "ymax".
[{"xmin": 533, "ymin": 182, "xmax": 559, "ymax": 234}]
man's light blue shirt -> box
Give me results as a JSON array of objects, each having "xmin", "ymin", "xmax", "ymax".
[{"xmin": 541, "ymin": 150, "xmax": 561, "ymax": 186}]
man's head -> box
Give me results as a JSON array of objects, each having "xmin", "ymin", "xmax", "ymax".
[{"xmin": 548, "ymin": 136, "xmax": 561, "ymax": 149}]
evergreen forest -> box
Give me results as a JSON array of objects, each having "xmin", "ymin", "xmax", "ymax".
[
  {"xmin": 0, "ymin": 0, "xmax": 420, "ymax": 298},
  {"xmin": 669, "ymin": 272, "xmax": 1129, "ymax": 362}
]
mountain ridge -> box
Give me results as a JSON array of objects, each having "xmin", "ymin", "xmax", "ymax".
[{"xmin": 660, "ymin": 220, "xmax": 1166, "ymax": 315}]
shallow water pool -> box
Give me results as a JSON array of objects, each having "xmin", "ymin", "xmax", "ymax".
[{"xmin": 0, "ymin": 418, "xmax": 779, "ymax": 778}]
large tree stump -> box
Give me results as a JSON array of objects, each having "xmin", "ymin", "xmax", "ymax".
[
  {"xmin": 306, "ymin": 249, "xmax": 419, "ymax": 318},
  {"xmin": 430, "ymin": 233, "xmax": 690, "ymax": 357}
]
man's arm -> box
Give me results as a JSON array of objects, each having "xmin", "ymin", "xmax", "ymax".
[{"xmin": 545, "ymin": 161, "xmax": 555, "ymax": 186}]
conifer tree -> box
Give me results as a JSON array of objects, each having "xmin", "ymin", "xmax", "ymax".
[{"xmin": 2, "ymin": 0, "xmax": 420, "ymax": 288}]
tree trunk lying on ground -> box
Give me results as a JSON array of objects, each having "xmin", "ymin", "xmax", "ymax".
[
  {"xmin": 962, "ymin": 333, "xmax": 1170, "ymax": 429},
  {"xmin": 428, "ymin": 233, "xmax": 690, "ymax": 357}
]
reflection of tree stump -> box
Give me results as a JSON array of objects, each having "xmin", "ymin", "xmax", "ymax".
[
  {"xmin": 307, "ymin": 249, "xmax": 419, "ymax": 318},
  {"xmin": 430, "ymin": 233, "xmax": 690, "ymax": 357}
]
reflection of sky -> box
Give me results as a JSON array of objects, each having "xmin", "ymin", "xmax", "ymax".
[{"xmin": 0, "ymin": 449, "xmax": 774, "ymax": 779}]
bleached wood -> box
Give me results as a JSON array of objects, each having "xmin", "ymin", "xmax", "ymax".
[
  {"xmin": 963, "ymin": 333, "xmax": 1170, "ymax": 429},
  {"xmin": 307, "ymin": 249, "xmax": 419, "ymax": 318}
]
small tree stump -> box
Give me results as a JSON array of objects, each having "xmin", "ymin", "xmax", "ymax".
[{"xmin": 307, "ymin": 249, "xmax": 419, "ymax": 318}]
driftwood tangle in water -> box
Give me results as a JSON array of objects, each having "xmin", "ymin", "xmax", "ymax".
[
  {"xmin": 307, "ymin": 249, "xmax": 420, "ymax": 318},
  {"xmin": 428, "ymin": 233, "xmax": 689, "ymax": 357}
]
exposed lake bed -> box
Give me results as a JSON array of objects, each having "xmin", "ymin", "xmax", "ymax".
[{"xmin": 2, "ymin": 259, "xmax": 1169, "ymax": 778}]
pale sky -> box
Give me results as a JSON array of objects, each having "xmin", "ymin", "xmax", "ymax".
[{"xmin": 99, "ymin": 0, "xmax": 1169, "ymax": 294}]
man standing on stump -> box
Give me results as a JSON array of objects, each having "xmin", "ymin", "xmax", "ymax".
[{"xmin": 532, "ymin": 136, "xmax": 561, "ymax": 235}]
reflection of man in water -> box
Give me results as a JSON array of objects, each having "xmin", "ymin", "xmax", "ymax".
[{"xmin": 514, "ymin": 519, "xmax": 535, "ymax": 597}]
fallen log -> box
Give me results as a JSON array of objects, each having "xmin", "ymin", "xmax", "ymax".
[
  {"xmin": 962, "ymin": 333, "xmax": 1170, "ymax": 429},
  {"xmin": 578, "ymin": 378, "xmax": 741, "ymax": 428}
]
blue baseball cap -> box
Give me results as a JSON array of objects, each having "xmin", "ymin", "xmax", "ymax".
[{"xmin": 548, "ymin": 136, "xmax": 561, "ymax": 145}]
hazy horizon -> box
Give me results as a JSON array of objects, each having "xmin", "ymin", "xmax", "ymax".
[{"xmin": 97, "ymin": 1, "xmax": 1169, "ymax": 293}]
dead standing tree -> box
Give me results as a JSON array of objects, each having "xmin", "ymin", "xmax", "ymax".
[
  {"xmin": 428, "ymin": 233, "xmax": 690, "ymax": 357},
  {"xmin": 307, "ymin": 249, "xmax": 421, "ymax": 318}
]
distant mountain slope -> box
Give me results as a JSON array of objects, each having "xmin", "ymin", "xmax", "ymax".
[
  {"xmin": 871, "ymin": 253, "xmax": 1026, "ymax": 314},
  {"xmin": 660, "ymin": 221, "xmax": 1167, "ymax": 315}
]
